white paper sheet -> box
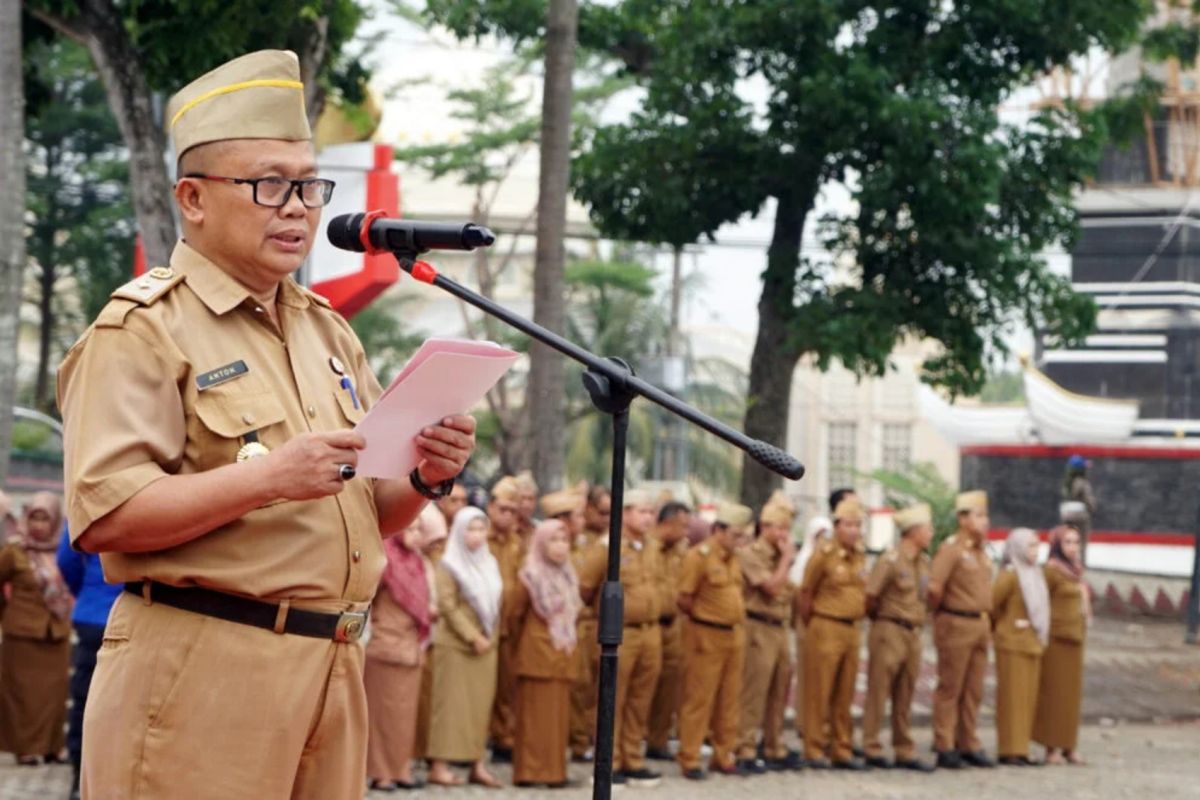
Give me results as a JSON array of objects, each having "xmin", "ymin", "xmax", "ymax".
[{"xmin": 355, "ymin": 338, "xmax": 519, "ymax": 479}]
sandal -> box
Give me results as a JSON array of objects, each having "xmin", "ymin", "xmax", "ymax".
[
  {"xmin": 16, "ymin": 755, "xmax": 39, "ymax": 767},
  {"xmin": 1066, "ymin": 751, "xmax": 1087, "ymax": 766},
  {"xmin": 427, "ymin": 773, "xmax": 464, "ymax": 787}
]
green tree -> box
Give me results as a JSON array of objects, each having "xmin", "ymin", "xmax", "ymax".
[
  {"xmin": 349, "ymin": 296, "xmax": 426, "ymax": 386},
  {"xmin": 867, "ymin": 462, "xmax": 958, "ymax": 553},
  {"xmin": 0, "ymin": 0, "xmax": 26, "ymax": 484},
  {"xmin": 25, "ymin": 36, "xmax": 133, "ymax": 413},
  {"xmin": 26, "ymin": 0, "xmax": 369, "ymax": 268}
]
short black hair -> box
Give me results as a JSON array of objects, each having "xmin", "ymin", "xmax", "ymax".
[
  {"xmin": 587, "ymin": 484, "xmax": 611, "ymax": 508},
  {"xmin": 829, "ymin": 487, "xmax": 856, "ymax": 512},
  {"xmin": 657, "ymin": 501, "xmax": 691, "ymax": 524}
]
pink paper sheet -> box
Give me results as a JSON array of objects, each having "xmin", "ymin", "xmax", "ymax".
[{"xmin": 355, "ymin": 339, "xmax": 519, "ymax": 479}]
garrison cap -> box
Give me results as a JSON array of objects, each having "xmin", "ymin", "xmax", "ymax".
[
  {"xmin": 832, "ymin": 498, "xmax": 866, "ymax": 523},
  {"xmin": 540, "ymin": 489, "xmax": 584, "ymax": 518},
  {"xmin": 167, "ymin": 50, "xmax": 311, "ymax": 158},
  {"xmin": 955, "ymin": 490, "xmax": 988, "ymax": 514},
  {"xmin": 715, "ymin": 502, "xmax": 754, "ymax": 533},
  {"xmin": 893, "ymin": 503, "xmax": 932, "ymax": 533}
]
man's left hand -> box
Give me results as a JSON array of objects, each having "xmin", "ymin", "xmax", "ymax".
[{"xmin": 415, "ymin": 415, "xmax": 477, "ymax": 485}]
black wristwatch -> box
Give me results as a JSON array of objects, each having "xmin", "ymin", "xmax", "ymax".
[{"xmin": 410, "ymin": 467, "xmax": 454, "ymax": 500}]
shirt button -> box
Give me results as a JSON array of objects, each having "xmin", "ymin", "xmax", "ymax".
[
  {"xmin": 352, "ymin": 550, "xmax": 361, "ymax": 563},
  {"xmin": 307, "ymin": 405, "xmax": 317, "ymax": 418},
  {"xmin": 241, "ymin": 413, "xmax": 255, "ymax": 425}
]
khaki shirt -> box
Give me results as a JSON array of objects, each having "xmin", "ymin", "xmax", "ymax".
[
  {"xmin": 866, "ymin": 542, "xmax": 929, "ymax": 626},
  {"xmin": 929, "ymin": 531, "xmax": 993, "ymax": 614},
  {"xmin": 1044, "ymin": 566, "xmax": 1086, "ymax": 643},
  {"xmin": 0, "ymin": 544, "xmax": 73, "ymax": 641},
  {"xmin": 57, "ymin": 241, "xmax": 385, "ymax": 603},
  {"xmin": 571, "ymin": 531, "xmax": 600, "ymax": 621},
  {"xmin": 739, "ymin": 537, "xmax": 794, "ymax": 623},
  {"xmin": 655, "ymin": 534, "xmax": 688, "ymax": 623},
  {"xmin": 803, "ymin": 540, "xmax": 866, "ymax": 620},
  {"xmin": 678, "ymin": 536, "xmax": 745, "ymax": 626},
  {"xmin": 488, "ymin": 526, "xmax": 525, "ymax": 638},
  {"xmin": 991, "ymin": 569, "xmax": 1043, "ymax": 655},
  {"xmin": 578, "ymin": 532, "xmax": 661, "ymax": 625}
]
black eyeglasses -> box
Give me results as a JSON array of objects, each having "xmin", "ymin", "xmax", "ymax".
[{"xmin": 183, "ymin": 174, "xmax": 336, "ymax": 208}]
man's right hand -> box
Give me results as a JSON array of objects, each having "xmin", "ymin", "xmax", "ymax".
[{"xmin": 265, "ymin": 431, "xmax": 367, "ymax": 501}]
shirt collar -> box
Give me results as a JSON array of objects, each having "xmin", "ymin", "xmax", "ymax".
[{"xmin": 173, "ymin": 240, "xmax": 310, "ymax": 316}]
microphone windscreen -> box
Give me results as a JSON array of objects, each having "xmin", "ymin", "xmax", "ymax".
[{"xmin": 326, "ymin": 213, "xmax": 366, "ymax": 252}]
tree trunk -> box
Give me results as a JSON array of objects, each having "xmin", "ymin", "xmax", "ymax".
[
  {"xmin": 527, "ymin": 0, "xmax": 578, "ymax": 492},
  {"xmin": 33, "ymin": 1, "xmax": 177, "ymax": 268},
  {"xmin": 0, "ymin": 0, "xmax": 25, "ymax": 486},
  {"xmin": 739, "ymin": 188, "xmax": 811, "ymax": 509},
  {"xmin": 297, "ymin": 15, "xmax": 330, "ymax": 127}
]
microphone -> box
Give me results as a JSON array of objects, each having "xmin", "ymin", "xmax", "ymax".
[{"xmin": 327, "ymin": 212, "xmax": 496, "ymax": 254}]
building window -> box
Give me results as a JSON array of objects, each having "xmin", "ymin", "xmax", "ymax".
[
  {"xmin": 827, "ymin": 422, "xmax": 857, "ymax": 490},
  {"xmin": 881, "ymin": 423, "xmax": 911, "ymax": 472}
]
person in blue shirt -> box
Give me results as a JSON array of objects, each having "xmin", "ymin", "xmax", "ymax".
[{"xmin": 57, "ymin": 525, "xmax": 121, "ymax": 800}]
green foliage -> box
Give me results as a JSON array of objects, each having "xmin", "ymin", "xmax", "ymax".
[
  {"xmin": 349, "ymin": 296, "xmax": 426, "ymax": 386},
  {"xmin": 980, "ymin": 370, "xmax": 1025, "ymax": 404},
  {"xmin": 11, "ymin": 419, "xmax": 54, "ymax": 453},
  {"xmin": 1143, "ymin": 21, "xmax": 1200, "ymax": 64},
  {"xmin": 866, "ymin": 462, "xmax": 958, "ymax": 553}
]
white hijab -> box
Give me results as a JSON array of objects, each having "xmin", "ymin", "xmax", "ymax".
[
  {"xmin": 440, "ymin": 506, "xmax": 503, "ymax": 638},
  {"xmin": 790, "ymin": 515, "xmax": 832, "ymax": 586},
  {"xmin": 1004, "ymin": 527, "xmax": 1051, "ymax": 646}
]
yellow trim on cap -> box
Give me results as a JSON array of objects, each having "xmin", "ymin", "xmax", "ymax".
[{"xmin": 171, "ymin": 79, "xmax": 304, "ymax": 128}]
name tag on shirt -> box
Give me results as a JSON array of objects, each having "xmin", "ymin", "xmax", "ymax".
[{"xmin": 196, "ymin": 360, "xmax": 249, "ymax": 391}]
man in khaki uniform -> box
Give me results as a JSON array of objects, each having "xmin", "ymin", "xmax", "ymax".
[
  {"xmin": 486, "ymin": 476, "xmax": 524, "ymax": 762},
  {"xmin": 928, "ymin": 491, "xmax": 995, "ymax": 769},
  {"xmin": 57, "ymin": 50, "xmax": 476, "ymax": 800},
  {"xmin": 645, "ymin": 501, "xmax": 692, "ymax": 761},
  {"xmin": 567, "ymin": 484, "xmax": 611, "ymax": 762},
  {"xmin": 577, "ymin": 489, "xmax": 663, "ymax": 786},
  {"xmin": 862, "ymin": 504, "xmax": 936, "ymax": 772},
  {"xmin": 514, "ymin": 471, "xmax": 539, "ymax": 538},
  {"xmin": 798, "ymin": 498, "xmax": 868, "ymax": 770},
  {"xmin": 676, "ymin": 503, "xmax": 750, "ymax": 780},
  {"xmin": 737, "ymin": 497, "xmax": 800, "ymax": 773}
]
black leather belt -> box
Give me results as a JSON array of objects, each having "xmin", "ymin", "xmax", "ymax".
[
  {"xmin": 940, "ymin": 607, "xmax": 985, "ymax": 619},
  {"xmin": 878, "ymin": 615, "xmax": 919, "ymax": 631},
  {"xmin": 124, "ymin": 581, "xmax": 368, "ymax": 643},
  {"xmin": 658, "ymin": 615, "xmax": 676, "ymax": 626},
  {"xmin": 813, "ymin": 612, "xmax": 858, "ymax": 626},
  {"xmin": 747, "ymin": 610, "xmax": 786, "ymax": 628},
  {"xmin": 690, "ymin": 616, "xmax": 735, "ymax": 631}
]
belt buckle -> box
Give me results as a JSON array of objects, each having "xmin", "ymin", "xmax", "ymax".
[{"xmin": 335, "ymin": 610, "xmax": 368, "ymax": 643}]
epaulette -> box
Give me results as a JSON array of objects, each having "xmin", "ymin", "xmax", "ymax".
[
  {"xmin": 943, "ymin": 534, "xmax": 959, "ymax": 547},
  {"xmin": 301, "ymin": 285, "xmax": 333, "ymax": 308},
  {"xmin": 108, "ymin": 267, "xmax": 185, "ymax": 309},
  {"xmin": 698, "ymin": 544, "xmax": 710, "ymax": 555}
]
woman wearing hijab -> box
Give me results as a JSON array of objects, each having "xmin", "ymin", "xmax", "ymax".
[
  {"xmin": 413, "ymin": 504, "xmax": 449, "ymax": 765},
  {"xmin": 512, "ymin": 520, "xmax": 581, "ymax": 787},
  {"xmin": 427, "ymin": 507, "xmax": 503, "ymax": 788},
  {"xmin": 1033, "ymin": 525, "xmax": 1091, "ymax": 766},
  {"xmin": 365, "ymin": 513, "xmax": 437, "ymax": 791},
  {"xmin": 0, "ymin": 493, "xmax": 73, "ymax": 765},
  {"xmin": 992, "ymin": 527, "xmax": 1049, "ymax": 766},
  {"xmin": 789, "ymin": 514, "xmax": 830, "ymax": 751}
]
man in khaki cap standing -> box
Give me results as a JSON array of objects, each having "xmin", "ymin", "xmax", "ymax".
[
  {"xmin": 928, "ymin": 490, "xmax": 996, "ymax": 770},
  {"xmin": 645, "ymin": 500, "xmax": 692, "ymax": 762},
  {"xmin": 862, "ymin": 503, "xmax": 936, "ymax": 772},
  {"xmin": 736, "ymin": 495, "xmax": 800, "ymax": 773},
  {"xmin": 798, "ymin": 497, "xmax": 869, "ymax": 770},
  {"xmin": 675, "ymin": 502, "xmax": 751, "ymax": 780},
  {"xmin": 57, "ymin": 50, "xmax": 476, "ymax": 800},
  {"xmin": 576, "ymin": 489, "xmax": 663, "ymax": 787},
  {"xmin": 486, "ymin": 475, "xmax": 524, "ymax": 763}
]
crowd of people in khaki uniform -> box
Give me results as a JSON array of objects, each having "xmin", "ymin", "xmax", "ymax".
[{"xmin": 47, "ymin": 47, "xmax": 1096, "ymax": 800}]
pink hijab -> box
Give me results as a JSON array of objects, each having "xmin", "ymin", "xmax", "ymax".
[
  {"xmin": 380, "ymin": 514, "xmax": 435, "ymax": 643},
  {"xmin": 518, "ymin": 519, "xmax": 580, "ymax": 652}
]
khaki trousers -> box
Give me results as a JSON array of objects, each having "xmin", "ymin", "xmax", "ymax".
[
  {"xmin": 569, "ymin": 617, "xmax": 599, "ymax": 757},
  {"xmin": 676, "ymin": 621, "xmax": 745, "ymax": 771},
  {"xmin": 82, "ymin": 594, "xmax": 368, "ymax": 800},
  {"xmin": 803, "ymin": 616, "xmax": 860, "ymax": 763},
  {"xmin": 932, "ymin": 613, "xmax": 990, "ymax": 753},
  {"xmin": 738, "ymin": 619, "xmax": 792, "ymax": 760},
  {"xmin": 995, "ymin": 649, "xmax": 1040, "ymax": 758},
  {"xmin": 614, "ymin": 623, "xmax": 662, "ymax": 771},
  {"xmin": 861, "ymin": 620, "xmax": 922, "ymax": 761},
  {"xmin": 489, "ymin": 634, "xmax": 518, "ymax": 750},
  {"xmin": 792, "ymin": 620, "xmax": 807, "ymax": 742},
  {"xmin": 647, "ymin": 617, "xmax": 684, "ymax": 751}
]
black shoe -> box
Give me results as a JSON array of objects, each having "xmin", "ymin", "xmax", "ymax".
[
  {"xmin": 611, "ymin": 770, "xmax": 627, "ymax": 785},
  {"xmin": 961, "ymin": 750, "xmax": 995, "ymax": 768},
  {"xmin": 865, "ymin": 756, "xmax": 891, "ymax": 769},
  {"xmin": 682, "ymin": 768, "xmax": 707, "ymax": 781},
  {"xmin": 368, "ymin": 780, "xmax": 397, "ymax": 792},
  {"xmin": 833, "ymin": 759, "xmax": 870, "ymax": 771},
  {"xmin": 645, "ymin": 747, "xmax": 674, "ymax": 761},
  {"xmin": 711, "ymin": 761, "xmax": 748, "ymax": 777},
  {"xmin": 807, "ymin": 758, "xmax": 832, "ymax": 770},
  {"xmin": 783, "ymin": 750, "xmax": 805, "ymax": 771},
  {"xmin": 936, "ymin": 751, "xmax": 964, "ymax": 769},
  {"xmin": 852, "ymin": 746, "xmax": 865, "ymax": 758},
  {"xmin": 999, "ymin": 756, "xmax": 1026, "ymax": 767},
  {"xmin": 737, "ymin": 758, "xmax": 767, "ymax": 775},
  {"xmin": 895, "ymin": 758, "xmax": 937, "ymax": 773},
  {"xmin": 394, "ymin": 779, "xmax": 425, "ymax": 790},
  {"xmin": 570, "ymin": 751, "xmax": 594, "ymax": 764},
  {"xmin": 624, "ymin": 767, "xmax": 662, "ymax": 787},
  {"xmin": 490, "ymin": 746, "xmax": 513, "ymax": 764},
  {"xmin": 547, "ymin": 779, "xmax": 582, "ymax": 789}
]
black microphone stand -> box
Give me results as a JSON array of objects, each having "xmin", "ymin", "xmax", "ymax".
[{"xmin": 389, "ymin": 250, "xmax": 804, "ymax": 800}]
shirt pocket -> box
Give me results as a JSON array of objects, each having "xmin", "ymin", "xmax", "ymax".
[
  {"xmin": 191, "ymin": 388, "xmax": 287, "ymax": 471},
  {"xmin": 705, "ymin": 562, "xmax": 731, "ymax": 587},
  {"xmin": 334, "ymin": 383, "xmax": 366, "ymax": 427}
]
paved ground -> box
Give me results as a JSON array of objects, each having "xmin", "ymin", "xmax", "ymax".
[{"xmin": 3, "ymin": 617, "xmax": 1195, "ymax": 799}]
